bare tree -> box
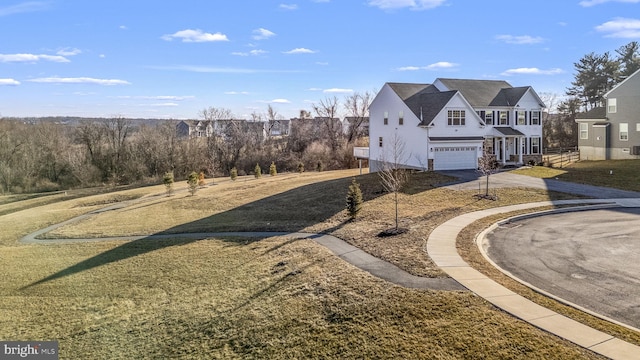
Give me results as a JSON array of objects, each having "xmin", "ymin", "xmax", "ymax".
[
  {"xmin": 378, "ymin": 133, "xmax": 409, "ymax": 233},
  {"xmin": 312, "ymin": 96, "xmax": 343, "ymax": 151},
  {"xmin": 200, "ymin": 107, "xmax": 233, "ymax": 180},
  {"xmin": 477, "ymin": 142, "xmax": 499, "ymax": 199},
  {"xmin": 344, "ymin": 91, "xmax": 372, "ymax": 144}
]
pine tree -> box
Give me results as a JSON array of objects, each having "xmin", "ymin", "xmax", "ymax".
[
  {"xmin": 230, "ymin": 167, "xmax": 238, "ymax": 181},
  {"xmin": 269, "ymin": 162, "xmax": 277, "ymax": 176},
  {"xmin": 346, "ymin": 177, "xmax": 363, "ymax": 220},
  {"xmin": 187, "ymin": 171, "xmax": 199, "ymax": 196},
  {"xmin": 297, "ymin": 162, "xmax": 305, "ymax": 173},
  {"xmin": 163, "ymin": 172, "xmax": 174, "ymax": 196},
  {"xmin": 254, "ymin": 163, "xmax": 262, "ymax": 178}
]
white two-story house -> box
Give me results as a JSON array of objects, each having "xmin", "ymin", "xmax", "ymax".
[{"xmin": 368, "ymin": 78, "xmax": 545, "ymax": 171}]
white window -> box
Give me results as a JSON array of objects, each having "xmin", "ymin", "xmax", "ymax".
[
  {"xmin": 517, "ymin": 111, "xmax": 526, "ymax": 125},
  {"xmin": 383, "ymin": 112, "xmax": 388, "ymax": 125},
  {"xmin": 531, "ymin": 137, "xmax": 540, "ymax": 154},
  {"xmin": 608, "ymin": 98, "xmax": 617, "ymax": 113},
  {"xmin": 636, "ymin": 123, "xmax": 640, "ymax": 132},
  {"xmin": 485, "ymin": 111, "xmax": 493, "ymax": 125},
  {"xmin": 579, "ymin": 123, "xmax": 588, "ymax": 140},
  {"xmin": 398, "ymin": 111, "xmax": 404, "ymax": 125},
  {"xmin": 620, "ymin": 123, "xmax": 628, "ymax": 141},
  {"xmin": 531, "ymin": 111, "xmax": 541, "ymax": 125},
  {"xmin": 499, "ymin": 111, "xmax": 508, "ymax": 125},
  {"xmin": 447, "ymin": 110, "xmax": 466, "ymax": 126}
]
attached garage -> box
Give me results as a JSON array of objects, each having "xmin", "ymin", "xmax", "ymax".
[{"xmin": 433, "ymin": 146, "xmax": 478, "ymax": 170}]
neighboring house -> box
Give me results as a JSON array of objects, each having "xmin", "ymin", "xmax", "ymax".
[
  {"xmin": 368, "ymin": 78, "xmax": 545, "ymax": 171},
  {"xmin": 176, "ymin": 120, "xmax": 214, "ymax": 138},
  {"xmin": 576, "ymin": 68, "xmax": 640, "ymax": 160}
]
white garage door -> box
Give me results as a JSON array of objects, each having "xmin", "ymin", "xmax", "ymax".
[{"xmin": 433, "ymin": 146, "xmax": 478, "ymax": 170}]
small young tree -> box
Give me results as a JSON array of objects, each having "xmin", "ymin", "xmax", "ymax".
[
  {"xmin": 378, "ymin": 133, "xmax": 409, "ymax": 233},
  {"xmin": 316, "ymin": 161, "xmax": 323, "ymax": 172},
  {"xmin": 254, "ymin": 163, "xmax": 262, "ymax": 178},
  {"xmin": 230, "ymin": 167, "xmax": 238, "ymax": 181},
  {"xmin": 269, "ymin": 162, "xmax": 277, "ymax": 176},
  {"xmin": 163, "ymin": 172, "xmax": 174, "ymax": 196},
  {"xmin": 477, "ymin": 143, "xmax": 499, "ymax": 199},
  {"xmin": 297, "ymin": 162, "xmax": 305, "ymax": 173},
  {"xmin": 187, "ymin": 171, "xmax": 199, "ymax": 196},
  {"xmin": 346, "ymin": 177, "xmax": 363, "ymax": 220},
  {"xmin": 198, "ymin": 171, "xmax": 206, "ymax": 187}
]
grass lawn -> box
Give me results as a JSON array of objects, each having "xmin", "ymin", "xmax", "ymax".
[
  {"xmin": 1, "ymin": 166, "xmax": 632, "ymax": 359},
  {"xmin": 512, "ymin": 160, "xmax": 640, "ymax": 192}
]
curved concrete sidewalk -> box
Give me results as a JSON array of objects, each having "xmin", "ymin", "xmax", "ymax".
[
  {"xmin": 21, "ymin": 219, "xmax": 463, "ymax": 291},
  {"xmin": 427, "ymin": 198, "xmax": 640, "ymax": 360}
]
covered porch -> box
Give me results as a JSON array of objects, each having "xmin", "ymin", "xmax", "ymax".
[{"xmin": 489, "ymin": 127, "xmax": 526, "ymax": 166}]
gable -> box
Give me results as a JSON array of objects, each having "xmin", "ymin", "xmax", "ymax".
[{"xmin": 605, "ymin": 68, "xmax": 640, "ymax": 98}]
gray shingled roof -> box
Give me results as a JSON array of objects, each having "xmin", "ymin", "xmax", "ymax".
[
  {"xmin": 493, "ymin": 127, "xmax": 525, "ymax": 136},
  {"xmin": 489, "ymin": 87, "xmax": 531, "ymax": 106},
  {"xmin": 576, "ymin": 106, "xmax": 606, "ymax": 120},
  {"xmin": 436, "ymin": 78, "xmax": 513, "ymax": 107},
  {"xmin": 386, "ymin": 83, "xmax": 457, "ymax": 126}
]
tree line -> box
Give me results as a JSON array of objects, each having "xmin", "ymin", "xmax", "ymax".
[
  {"xmin": 0, "ymin": 92, "xmax": 371, "ymax": 194},
  {"xmin": 543, "ymin": 41, "xmax": 640, "ymax": 150}
]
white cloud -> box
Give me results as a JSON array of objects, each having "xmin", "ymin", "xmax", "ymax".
[
  {"xmin": 147, "ymin": 102, "xmax": 179, "ymax": 107},
  {"xmin": 495, "ymin": 34, "xmax": 544, "ymax": 45},
  {"xmin": 99, "ymin": 54, "xmax": 106, "ymax": 58},
  {"xmin": 56, "ymin": 48, "xmax": 81, "ymax": 56},
  {"xmin": 0, "ymin": 78, "xmax": 20, "ymax": 86},
  {"xmin": 396, "ymin": 61, "xmax": 458, "ymax": 71},
  {"xmin": 271, "ymin": 98, "xmax": 291, "ymax": 103},
  {"xmin": 595, "ymin": 17, "xmax": 640, "ymax": 38},
  {"xmin": 579, "ymin": 0, "xmax": 640, "ymax": 7},
  {"xmin": 28, "ymin": 77, "xmax": 131, "ymax": 85},
  {"xmin": 0, "ymin": 53, "xmax": 69, "ymax": 63},
  {"xmin": 283, "ymin": 47, "xmax": 316, "ymax": 54},
  {"xmin": 307, "ymin": 87, "xmax": 323, "ymax": 91},
  {"xmin": 368, "ymin": 0, "xmax": 446, "ymax": 11},
  {"xmin": 323, "ymin": 88, "xmax": 353, "ymax": 93},
  {"xmin": 425, "ymin": 61, "xmax": 457, "ymax": 70},
  {"xmin": 161, "ymin": 29, "xmax": 229, "ymax": 42},
  {"xmin": 316, "ymin": 61, "xmax": 329, "ymax": 66},
  {"xmin": 225, "ymin": 91, "xmax": 250, "ymax": 95},
  {"xmin": 233, "ymin": 49, "xmax": 268, "ymax": 56},
  {"xmin": 279, "ymin": 3, "xmax": 298, "ymax": 10},
  {"xmin": 501, "ymin": 68, "xmax": 564, "ymax": 76},
  {"xmin": 253, "ymin": 28, "xmax": 276, "ymax": 40},
  {"xmin": 0, "ymin": 1, "xmax": 49, "ymax": 16},
  {"xmin": 151, "ymin": 65, "xmax": 301, "ymax": 74}
]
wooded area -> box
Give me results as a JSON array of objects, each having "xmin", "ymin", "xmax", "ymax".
[{"xmin": 0, "ymin": 93, "xmax": 371, "ymax": 194}]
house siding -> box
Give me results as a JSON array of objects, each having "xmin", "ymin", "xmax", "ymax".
[{"xmin": 607, "ymin": 72, "xmax": 640, "ymax": 159}]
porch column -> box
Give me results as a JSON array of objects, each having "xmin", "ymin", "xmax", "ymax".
[
  {"xmin": 501, "ymin": 136, "xmax": 507, "ymax": 165},
  {"xmin": 518, "ymin": 136, "xmax": 523, "ymax": 164}
]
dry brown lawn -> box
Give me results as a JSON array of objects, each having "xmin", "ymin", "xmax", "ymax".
[{"xmin": 0, "ymin": 169, "xmax": 616, "ymax": 359}]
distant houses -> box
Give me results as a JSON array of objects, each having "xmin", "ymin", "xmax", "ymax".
[{"xmin": 176, "ymin": 117, "xmax": 367, "ymax": 141}]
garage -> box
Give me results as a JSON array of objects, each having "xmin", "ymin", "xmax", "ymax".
[{"xmin": 433, "ymin": 146, "xmax": 478, "ymax": 170}]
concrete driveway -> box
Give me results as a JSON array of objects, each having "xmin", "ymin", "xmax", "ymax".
[{"xmin": 484, "ymin": 206, "xmax": 640, "ymax": 330}]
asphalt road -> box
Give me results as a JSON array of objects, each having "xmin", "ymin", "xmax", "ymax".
[{"xmin": 485, "ymin": 207, "xmax": 640, "ymax": 330}]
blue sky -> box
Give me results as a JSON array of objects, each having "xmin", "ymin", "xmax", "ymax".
[{"xmin": 1, "ymin": 0, "xmax": 639, "ymax": 119}]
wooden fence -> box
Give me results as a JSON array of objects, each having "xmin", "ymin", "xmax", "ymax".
[{"xmin": 542, "ymin": 149, "xmax": 580, "ymax": 168}]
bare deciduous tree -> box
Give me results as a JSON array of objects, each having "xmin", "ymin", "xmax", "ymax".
[
  {"xmin": 477, "ymin": 143, "xmax": 499, "ymax": 199},
  {"xmin": 344, "ymin": 91, "xmax": 372, "ymax": 144},
  {"xmin": 378, "ymin": 133, "xmax": 409, "ymax": 232},
  {"xmin": 312, "ymin": 96, "xmax": 343, "ymax": 151}
]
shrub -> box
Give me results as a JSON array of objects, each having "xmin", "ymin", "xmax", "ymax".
[
  {"xmin": 316, "ymin": 161, "xmax": 323, "ymax": 172},
  {"xmin": 254, "ymin": 163, "xmax": 262, "ymax": 179},
  {"xmin": 346, "ymin": 178, "xmax": 363, "ymax": 220},
  {"xmin": 163, "ymin": 172, "xmax": 174, "ymax": 196},
  {"xmin": 297, "ymin": 162, "xmax": 305, "ymax": 173},
  {"xmin": 198, "ymin": 171, "xmax": 206, "ymax": 187},
  {"xmin": 230, "ymin": 167, "xmax": 238, "ymax": 181},
  {"xmin": 269, "ymin": 162, "xmax": 277, "ymax": 176},
  {"xmin": 187, "ymin": 171, "xmax": 199, "ymax": 196}
]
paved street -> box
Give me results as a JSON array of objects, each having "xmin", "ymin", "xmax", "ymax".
[{"xmin": 485, "ymin": 207, "xmax": 640, "ymax": 330}]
